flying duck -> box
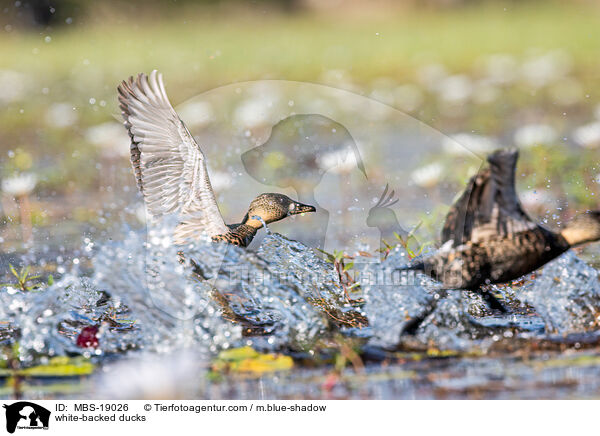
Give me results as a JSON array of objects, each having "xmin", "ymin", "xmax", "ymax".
[
  {"xmin": 402, "ymin": 148, "xmax": 600, "ymax": 296},
  {"xmin": 117, "ymin": 71, "xmax": 316, "ymax": 246}
]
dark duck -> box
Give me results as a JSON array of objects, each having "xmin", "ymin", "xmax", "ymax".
[
  {"xmin": 117, "ymin": 71, "xmax": 315, "ymax": 247},
  {"xmin": 401, "ymin": 148, "xmax": 600, "ymax": 310}
]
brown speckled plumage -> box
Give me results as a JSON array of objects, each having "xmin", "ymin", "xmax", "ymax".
[
  {"xmin": 118, "ymin": 71, "xmax": 315, "ymax": 247},
  {"xmin": 213, "ymin": 193, "xmax": 316, "ymax": 247},
  {"xmin": 404, "ymin": 148, "xmax": 600, "ymax": 290}
]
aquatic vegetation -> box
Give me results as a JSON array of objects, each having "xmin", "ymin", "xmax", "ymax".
[
  {"xmin": 211, "ymin": 346, "xmax": 293, "ymax": 375},
  {"xmin": 0, "ymin": 264, "xmax": 49, "ymax": 292},
  {"xmin": 0, "ymin": 356, "xmax": 95, "ymax": 378},
  {"xmin": 316, "ymin": 249, "xmax": 360, "ymax": 299},
  {"xmin": 1, "ymin": 1, "xmax": 600, "ymax": 399},
  {"xmin": 0, "ymin": 204, "xmax": 599, "ymax": 399}
]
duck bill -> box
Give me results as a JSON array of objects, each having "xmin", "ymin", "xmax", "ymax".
[{"xmin": 290, "ymin": 203, "xmax": 316, "ymax": 215}]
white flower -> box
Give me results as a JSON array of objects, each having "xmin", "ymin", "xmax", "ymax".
[
  {"xmin": 393, "ymin": 84, "xmax": 424, "ymax": 113},
  {"xmin": 369, "ymin": 89, "xmax": 395, "ymax": 107},
  {"xmin": 436, "ymin": 74, "xmax": 473, "ymax": 104},
  {"xmin": 594, "ymin": 104, "xmax": 600, "ymax": 121},
  {"xmin": 443, "ymin": 133, "xmax": 498, "ymax": 156},
  {"xmin": 177, "ymin": 100, "xmax": 215, "ymax": 129},
  {"xmin": 411, "ymin": 162, "xmax": 443, "ymax": 188},
  {"xmin": 234, "ymin": 97, "xmax": 275, "ymax": 129},
  {"xmin": 472, "ymin": 79, "xmax": 499, "ymax": 105},
  {"xmin": 479, "ymin": 54, "xmax": 518, "ymax": 85},
  {"xmin": 573, "ymin": 121, "xmax": 600, "ymax": 149},
  {"xmin": 415, "ymin": 63, "xmax": 448, "ymax": 92},
  {"xmin": 520, "ymin": 51, "xmax": 572, "ymax": 88},
  {"xmin": 549, "ymin": 78, "xmax": 583, "ymax": 106},
  {"xmin": 209, "ymin": 170, "xmax": 233, "ymax": 191},
  {"xmin": 319, "ymin": 69, "xmax": 357, "ymax": 91},
  {"xmin": 45, "ymin": 102, "xmax": 78, "ymax": 128},
  {"xmin": 135, "ymin": 205, "xmax": 147, "ymax": 224},
  {"xmin": 2, "ymin": 173, "xmax": 37, "ymax": 196},
  {"xmin": 317, "ymin": 145, "xmax": 358, "ymax": 173},
  {"xmin": 514, "ymin": 124, "xmax": 557, "ymax": 148},
  {"xmin": 0, "ymin": 70, "xmax": 29, "ymax": 104},
  {"xmin": 85, "ymin": 122, "xmax": 130, "ymax": 158}
]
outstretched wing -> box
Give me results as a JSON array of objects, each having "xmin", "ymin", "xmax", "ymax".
[
  {"xmin": 441, "ymin": 148, "xmax": 535, "ymax": 246},
  {"xmin": 118, "ymin": 70, "xmax": 229, "ymax": 241}
]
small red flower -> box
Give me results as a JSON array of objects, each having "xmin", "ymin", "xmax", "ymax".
[{"xmin": 76, "ymin": 326, "xmax": 99, "ymax": 348}]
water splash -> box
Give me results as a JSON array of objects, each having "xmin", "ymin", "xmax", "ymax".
[
  {"xmin": 358, "ymin": 248, "xmax": 495, "ymax": 350},
  {"xmin": 0, "ymin": 222, "xmax": 353, "ymax": 363},
  {"xmin": 520, "ymin": 251, "xmax": 600, "ymax": 334},
  {"xmin": 1, "ymin": 222, "xmax": 599, "ymax": 365}
]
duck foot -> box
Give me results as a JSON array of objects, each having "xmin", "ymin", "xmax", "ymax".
[
  {"xmin": 400, "ymin": 291, "xmax": 447, "ymax": 336},
  {"xmin": 399, "ymin": 286, "xmax": 507, "ymax": 338},
  {"xmin": 402, "ymin": 310, "xmax": 432, "ymax": 336},
  {"xmin": 475, "ymin": 286, "xmax": 508, "ymax": 313}
]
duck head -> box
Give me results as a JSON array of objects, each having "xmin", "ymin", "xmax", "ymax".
[
  {"xmin": 561, "ymin": 211, "xmax": 600, "ymax": 246},
  {"xmin": 243, "ymin": 193, "xmax": 316, "ymax": 229}
]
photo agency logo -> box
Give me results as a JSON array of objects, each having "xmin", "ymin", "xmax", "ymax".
[
  {"xmin": 2, "ymin": 402, "xmax": 50, "ymax": 433},
  {"xmin": 120, "ymin": 76, "xmax": 487, "ymax": 321}
]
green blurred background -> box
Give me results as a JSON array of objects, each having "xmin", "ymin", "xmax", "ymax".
[{"xmin": 0, "ymin": 0, "xmax": 599, "ymax": 251}]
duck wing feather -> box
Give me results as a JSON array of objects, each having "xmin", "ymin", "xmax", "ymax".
[
  {"xmin": 118, "ymin": 70, "xmax": 229, "ymax": 242},
  {"xmin": 441, "ymin": 148, "xmax": 536, "ymax": 246}
]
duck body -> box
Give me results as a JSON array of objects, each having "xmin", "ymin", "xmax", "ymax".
[
  {"xmin": 404, "ymin": 148, "xmax": 600, "ymax": 290},
  {"xmin": 215, "ymin": 223, "xmax": 258, "ymax": 247},
  {"xmin": 419, "ymin": 225, "xmax": 570, "ymax": 289}
]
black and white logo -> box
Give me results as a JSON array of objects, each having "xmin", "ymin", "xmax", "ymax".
[{"xmin": 3, "ymin": 402, "xmax": 50, "ymax": 433}]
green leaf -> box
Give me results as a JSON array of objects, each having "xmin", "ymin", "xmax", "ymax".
[
  {"xmin": 20, "ymin": 266, "xmax": 30, "ymax": 282},
  {"xmin": 407, "ymin": 221, "xmax": 423, "ymax": 238},
  {"xmin": 11, "ymin": 342, "xmax": 20, "ymax": 360},
  {"xmin": 213, "ymin": 346, "xmax": 293, "ymax": 375},
  {"xmin": 217, "ymin": 346, "xmax": 259, "ymax": 362},
  {"xmin": 315, "ymin": 248, "xmax": 335, "ymax": 263},
  {"xmin": 0, "ymin": 356, "xmax": 95, "ymax": 378}
]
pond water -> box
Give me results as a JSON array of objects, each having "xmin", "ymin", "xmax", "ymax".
[
  {"xmin": 1, "ymin": 221, "xmax": 600, "ymax": 400},
  {"xmin": 1, "ymin": 80, "xmax": 600, "ymax": 400}
]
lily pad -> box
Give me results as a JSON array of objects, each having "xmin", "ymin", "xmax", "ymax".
[
  {"xmin": 212, "ymin": 346, "xmax": 293, "ymax": 374},
  {"xmin": 0, "ymin": 356, "xmax": 95, "ymax": 378}
]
